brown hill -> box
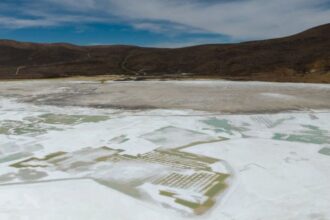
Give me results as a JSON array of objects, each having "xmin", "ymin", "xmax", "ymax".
[{"xmin": 0, "ymin": 24, "xmax": 329, "ymax": 82}]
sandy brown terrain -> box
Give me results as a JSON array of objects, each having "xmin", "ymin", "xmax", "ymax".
[{"xmin": 0, "ymin": 79, "xmax": 329, "ymax": 113}]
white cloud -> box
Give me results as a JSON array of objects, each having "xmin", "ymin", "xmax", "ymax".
[
  {"xmin": 1, "ymin": 0, "xmax": 329, "ymax": 40},
  {"xmin": 103, "ymin": 0, "xmax": 330, "ymax": 39},
  {"xmin": 0, "ymin": 16, "xmax": 56, "ymax": 28}
]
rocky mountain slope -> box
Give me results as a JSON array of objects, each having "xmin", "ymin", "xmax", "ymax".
[{"xmin": 0, "ymin": 23, "xmax": 329, "ymax": 82}]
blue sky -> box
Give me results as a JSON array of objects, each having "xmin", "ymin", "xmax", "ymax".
[{"xmin": 0, "ymin": 0, "xmax": 329, "ymax": 47}]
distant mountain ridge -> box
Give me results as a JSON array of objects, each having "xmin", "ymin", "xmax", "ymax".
[{"xmin": 0, "ymin": 23, "xmax": 329, "ymax": 82}]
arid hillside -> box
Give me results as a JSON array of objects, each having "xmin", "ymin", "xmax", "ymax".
[{"xmin": 0, "ymin": 23, "xmax": 329, "ymax": 82}]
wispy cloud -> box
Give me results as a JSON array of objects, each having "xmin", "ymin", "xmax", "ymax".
[
  {"xmin": 0, "ymin": 16, "xmax": 56, "ymax": 28},
  {"xmin": 0, "ymin": 0, "xmax": 329, "ymax": 40},
  {"xmin": 104, "ymin": 0, "xmax": 330, "ymax": 39}
]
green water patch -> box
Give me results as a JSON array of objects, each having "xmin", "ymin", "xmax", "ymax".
[
  {"xmin": 10, "ymin": 151, "xmax": 68, "ymax": 168},
  {"xmin": 64, "ymin": 161, "xmax": 95, "ymax": 172},
  {"xmin": 205, "ymin": 182, "xmax": 227, "ymax": 197},
  {"xmin": 0, "ymin": 152, "xmax": 32, "ymax": 163},
  {"xmin": 0, "ymin": 169, "xmax": 48, "ymax": 183},
  {"xmin": 0, "ymin": 120, "xmax": 49, "ymax": 135},
  {"xmin": 159, "ymin": 190, "xmax": 176, "ymax": 197},
  {"xmin": 26, "ymin": 114, "xmax": 110, "ymax": 125},
  {"xmin": 0, "ymin": 173, "xmax": 16, "ymax": 183},
  {"xmin": 0, "ymin": 114, "xmax": 109, "ymax": 135},
  {"xmin": 273, "ymin": 124, "xmax": 330, "ymax": 145},
  {"xmin": 319, "ymin": 147, "xmax": 330, "ymax": 156},
  {"xmin": 17, "ymin": 169, "xmax": 48, "ymax": 181},
  {"xmin": 95, "ymin": 179, "xmax": 142, "ymax": 198},
  {"xmin": 194, "ymin": 199, "xmax": 216, "ymax": 215},
  {"xmin": 202, "ymin": 118, "xmax": 247, "ymax": 135},
  {"xmin": 109, "ymin": 135, "xmax": 129, "ymax": 144},
  {"xmin": 175, "ymin": 199, "xmax": 200, "ymax": 209}
]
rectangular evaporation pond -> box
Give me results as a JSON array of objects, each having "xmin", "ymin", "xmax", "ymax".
[
  {"xmin": 0, "ymin": 152, "xmax": 32, "ymax": 163},
  {"xmin": 319, "ymin": 147, "xmax": 330, "ymax": 156}
]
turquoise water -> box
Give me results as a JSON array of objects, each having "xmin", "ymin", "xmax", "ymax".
[
  {"xmin": 203, "ymin": 118, "xmax": 247, "ymax": 135},
  {"xmin": 26, "ymin": 114, "xmax": 110, "ymax": 125},
  {"xmin": 319, "ymin": 147, "xmax": 330, "ymax": 156},
  {"xmin": 0, "ymin": 114, "xmax": 110, "ymax": 135},
  {"xmin": 273, "ymin": 125, "xmax": 330, "ymax": 145}
]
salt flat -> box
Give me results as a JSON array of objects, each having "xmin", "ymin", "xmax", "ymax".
[
  {"xmin": 0, "ymin": 79, "xmax": 329, "ymax": 112},
  {"xmin": 0, "ymin": 80, "xmax": 329, "ymax": 220}
]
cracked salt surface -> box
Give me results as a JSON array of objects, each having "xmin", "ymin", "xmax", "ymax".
[{"xmin": 0, "ymin": 81, "xmax": 329, "ymax": 220}]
